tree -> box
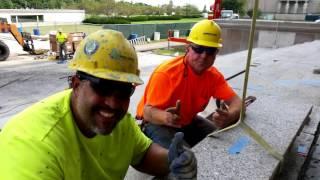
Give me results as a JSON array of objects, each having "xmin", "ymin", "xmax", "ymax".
[
  {"xmin": 0, "ymin": 0, "xmax": 13, "ymax": 8},
  {"xmin": 167, "ymin": 0, "xmax": 174, "ymax": 15},
  {"xmin": 11, "ymin": 0, "xmax": 25, "ymax": 8},
  {"xmin": 115, "ymin": 1, "xmax": 135, "ymax": 17},
  {"xmin": 97, "ymin": 0, "xmax": 117, "ymax": 15},
  {"xmin": 222, "ymin": 0, "xmax": 245, "ymax": 16},
  {"xmin": 181, "ymin": 4, "xmax": 200, "ymax": 16},
  {"xmin": 202, "ymin": 5, "xmax": 207, "ymax": 13}
]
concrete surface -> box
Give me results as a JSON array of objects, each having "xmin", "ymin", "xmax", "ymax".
[
  {"xmin": 125, "ymin": 40, "xmax": 320, "ymax": 179},
  {"xmin": 195, "ymin": 40, "xmax": 320, "ymax": 179}
]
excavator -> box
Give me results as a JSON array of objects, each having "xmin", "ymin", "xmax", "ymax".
[{"xmin": 0, "ymin": 18, "xmax": 37, "ymax": 61}]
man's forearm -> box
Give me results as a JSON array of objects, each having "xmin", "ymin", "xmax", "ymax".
[
  {"xmin": 133, "ymin": 143, "xmax": 169, "ymax": 176},
  {"xmin": 226, "ymin": 95, "xmax": 242, "ymax": 123},
  {"xmin": 143, "ymin": 105, "xmax": 167, "ymax": 125}
]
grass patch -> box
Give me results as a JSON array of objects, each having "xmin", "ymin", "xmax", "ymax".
[{"xmin": 153, "ymin": 46, "xmax": 186, "ymax": 56}]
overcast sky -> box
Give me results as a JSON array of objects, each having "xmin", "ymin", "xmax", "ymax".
[{"xmin": 120, "ymin": 0, "xmax": 215, "ymax": 11}]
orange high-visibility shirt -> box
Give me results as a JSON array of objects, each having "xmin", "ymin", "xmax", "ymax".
[{"xmin": 136, "ymin": 56, "xmax": 236, "ymax": 126}]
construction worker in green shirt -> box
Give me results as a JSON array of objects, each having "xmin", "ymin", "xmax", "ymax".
[
  {"xmin": 56, "ymin": 28, "xmax": 68, "ymax": 63},
  {"xmin": 0, "ymin": 30, "xmax": 197, "ymax": 180}
]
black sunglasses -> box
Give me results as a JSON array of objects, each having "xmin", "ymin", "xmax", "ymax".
[
  {"xmin": 76, "ymin": 72, "xmax": 135, "ymax": 100},
  {"xmin": 190, "ymin": 44, "xmax": 217, "ymax": 55}
]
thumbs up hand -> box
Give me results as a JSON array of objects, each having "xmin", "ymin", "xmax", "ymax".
[
  {"xmin": 168, "ymin": 132, "xmax": 197, "ymax": 180},
  {"xmin": 165, "ymin": 100, "xmax": 182, "ymax": 128}
]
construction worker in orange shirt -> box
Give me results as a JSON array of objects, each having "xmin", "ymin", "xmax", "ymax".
[{"xmin": 136, "ymin": 19, "xmax": 242, "ymax": 149}]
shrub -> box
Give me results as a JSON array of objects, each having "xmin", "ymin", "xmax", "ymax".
[
  {"xmin": 247, "ymin": 9, "xmax": 262, "ymax": 18},
  {"xmin": 147, "ymin": 15, "xmax": 182, "ymax": 20},
  {"xmin": 83, "ymin": 16, "xmax": 131, "ymax": 24},
  {"xmin": 181, "ymin": 14, "xmax": 202, "ymax": 18},
  {"xmin": 128, "ymin": 16, "xmax": 149, "ymax": 21}
]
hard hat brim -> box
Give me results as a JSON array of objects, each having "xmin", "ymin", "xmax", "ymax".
[
  {"xmin": 187, "ymin": 38, "xmax": 223, "ymax": 48},
  {"xmin": 70, "ymin": 66, "xmax": 143, "ymax": 85}
]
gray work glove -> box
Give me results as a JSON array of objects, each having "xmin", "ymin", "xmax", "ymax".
[{"xmin": 168, "ymin": 132, "xmax": 197, "ymax": 180}]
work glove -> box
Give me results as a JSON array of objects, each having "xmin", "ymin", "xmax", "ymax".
[{"xmin": 168, "ymin": 132, "xmax": 197, "ymax": 180}]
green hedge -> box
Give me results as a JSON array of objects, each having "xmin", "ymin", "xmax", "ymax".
[
  {"xmin": 83, "ymin": 15, "xmax": 201, "ymax": 25},
  {"xmin": 148, "ymin": 15, "xmax": 182, "ymax": 20},
  {"xmin": 83, "ymin": 16, "xmax": 131, "ymax": 24},
  {"xmin": 181, "ymin": 15, "xmax": 202, "ymax": 18},
  {"xmin": 128, "ymin": 15, "xmax": 182, "ymax": 21},
  {"xmin": 128, "ymin": 16, "xmax": 149, "ymax": 21},
  {"xmin": 83, "ymin": 15, "xmax": 187, "ymax": 24}
]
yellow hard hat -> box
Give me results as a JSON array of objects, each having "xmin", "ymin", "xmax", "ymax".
[
  {"xmin": 187, "ymin": 20, "xmax": 223, "ymax": 48},
  {"xmin": 69, "ymin": 29, "xmax": 143, "ymax": 85}
]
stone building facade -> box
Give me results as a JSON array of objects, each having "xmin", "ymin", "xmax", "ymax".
[{"xmin": 245, "ymin": 0, "xmax": 320, "ymax": 20}]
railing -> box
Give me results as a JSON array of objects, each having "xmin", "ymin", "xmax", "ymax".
[{"xmin": 128, "ymin": 36, "xmax": 147, "ymax": 46}]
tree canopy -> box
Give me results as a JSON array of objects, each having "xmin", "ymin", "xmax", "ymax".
[
  {"xmin": 0, "ymin": 0, "xmax": 201, "ymax": 17},
  {"xmin": 221, "ymin": 0, "xmax": 245, "ymax": 15}
]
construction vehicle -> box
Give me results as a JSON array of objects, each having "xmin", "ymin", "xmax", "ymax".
[
  {"xmin": 0, "ymin": 18, "xmax": 37, "ymax": 61},
  {"xmin": 208, "ymin": 1, "xmax": 239, "ymax": 20},
  {"xmin": 208, "ymin": 0, "xmax": 222, "ymax": 20}
]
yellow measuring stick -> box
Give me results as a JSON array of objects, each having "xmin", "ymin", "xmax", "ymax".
[{"xmin": 207, "ymin": 0, "xmax": 283, "ymax": 161}]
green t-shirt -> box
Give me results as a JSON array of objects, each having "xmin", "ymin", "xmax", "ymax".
[
  {"xmin": 56, "ymin": 33, "xmax": 67, "ymax": 44},
  {"xmin": 0, "ymin": 89, "xmax": 152, "ymax": 180}
]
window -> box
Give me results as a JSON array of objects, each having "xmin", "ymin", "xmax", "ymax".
[{"xmin": 11, "ymin": 15, "xmax": 44, "ymax": 23}]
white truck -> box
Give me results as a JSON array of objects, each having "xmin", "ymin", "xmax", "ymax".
[{"xmin": 221, "ymin": 10, "xmax": 239, "ymax": 19}]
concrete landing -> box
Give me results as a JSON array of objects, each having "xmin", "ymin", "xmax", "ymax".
[
  {"xmin": 126, "ymin": 40, "xmax": 320, "ymax": 179},
  {"xmin": 195, "ymin": 40, "xmax": 320, "ymax": 179}
]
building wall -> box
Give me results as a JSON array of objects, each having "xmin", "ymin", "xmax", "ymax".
[
  {"xmin": 0, "ymin": 9, "xmax": 85, "ymax": 24},
  {"xmin": 246, "ymin": 0, "xmax": 279, "ymax": 13},
  {"xmin": 245, "ymin": 0, "xmax": 320, "ymax": 20},
  {"xmin": 307, "ymin": 0, "xmax": 320, "ymax": 14}
]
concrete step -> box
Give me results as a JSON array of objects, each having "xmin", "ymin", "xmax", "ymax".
[
  {"xmin": 300, "ymin": 106, "xmax": 320, "ymax": 179},
  {"xmin": 194, "ymin": 97, "xmax": 312, "ymax": 180},
  {"xmin": 276, "ymin": 106, "xmax": 320, "ymax": 179}
]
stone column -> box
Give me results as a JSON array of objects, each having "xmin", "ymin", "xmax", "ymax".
[
  {"xmin": 293, "ymin": 0, "xmax": 298, "ymax": 14},
  {"xmin": 277, "ymin": 1, "xmax": 282, "ymax": 13},
  {"xmin": 285, "ymin": 1, "xmax": 290, "ymax": 14},
  {"xmin": 303, "ymin": 1, "xmax": 309, "ymax": 14}
]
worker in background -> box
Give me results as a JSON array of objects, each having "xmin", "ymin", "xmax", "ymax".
[
  {"xmin": 0, "ymin": 30, "xmax": 197, "ymax": 179},
  {"xmin": 56, "ymin": 28, "xmax": 68, "ymax": 63},
  {"xmin": 136, "ymin": 19, "xmax": 242, "ymax": 149}
]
